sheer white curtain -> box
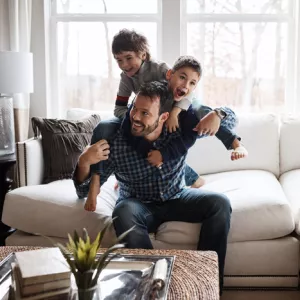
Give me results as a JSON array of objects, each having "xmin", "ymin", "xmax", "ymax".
[{"xmin": 0, "ymin": 0, "xmax": 32, "ymax": 142}]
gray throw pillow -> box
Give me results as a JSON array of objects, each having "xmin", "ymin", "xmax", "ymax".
[{"xmin": 31, "ymin": 114, "xmax": 101, "ymax": 183}]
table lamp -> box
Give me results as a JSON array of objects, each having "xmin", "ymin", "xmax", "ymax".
[{"xmin": 0, "ymin": 51, "xmax": 33, "ymax": 156}]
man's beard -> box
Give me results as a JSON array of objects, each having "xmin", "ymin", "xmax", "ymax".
[{"xmin": 131, "ymin": 118, "xmax": 159, "ymax": 136}]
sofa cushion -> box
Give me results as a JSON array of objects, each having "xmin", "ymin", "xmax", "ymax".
[
  {"xmin": 31, "ymin": 115, "xmax": 101, "ymax": 183},
  {"xmin": 67, "ymin": 109, "xmax": 280, "ymax": 177},
  {"xmin": 67, "ymin": 108, "xmax": 113, "ymax": 121},
  {"xmin": 280, "ymin": 116, "xmax": 300, "ymax": 174},
  {"xmin": 153, "ymin": 170, "xmax": 294, "ymax": 245},
  {"xmin": 280, "ymin": 170, "xmax": 300, "ymax": 235},
  {"xmin": 186, "ymin": 113, "xmax": 280, "ymax": 176},
  {"xmin": 3, "ymin": 170, "xmax": 294, "ymax": 246},
  {"xmin": 3, "ymin": 177, "xmax": 117, "ymax": 247}
]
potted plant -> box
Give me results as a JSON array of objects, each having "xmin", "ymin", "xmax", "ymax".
[{"xmin": 55, "ymin": 222, "xmax": 134, "ymax": 300}]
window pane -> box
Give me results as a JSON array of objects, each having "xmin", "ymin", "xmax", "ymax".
[
  {"xmin": 57, "ymin": 0, "xmax": 158, "ymax": 14},
  {"xmin": 187, "ymin": 22, "xmax": 287, "ymax": 113},
  {"xmin": 57, "ymin": 22, "xmax": 157, "ymax": 111},
  {"xmin": 186, "ymin": 0, "xmax": 288, "ymax": 14}
]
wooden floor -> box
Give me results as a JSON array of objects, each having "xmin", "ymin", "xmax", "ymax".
[{"xmin": 222, "ymin": 290, "xmax": 300, "ymax": 300}]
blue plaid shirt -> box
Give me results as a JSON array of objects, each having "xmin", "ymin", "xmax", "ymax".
[
  {"xmin": 73, "ymin": 105, "xmax": 237, "ymax": 201},
  {"xmin": 73, "ymin": 126, "xmax": 189, "ymax": 202}
]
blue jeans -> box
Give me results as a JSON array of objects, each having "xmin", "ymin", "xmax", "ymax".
[
  {"xmin": 184, "ymin": 105, "xmax": 240, "ymax": 185},
  {"xmin": 90, "ymin": 117, "xmax": 122, "ymax": 174},
  {"xmin": 112, "ymin": 188, "xmax": 232, "ymax": 292},
  {"xmin": 90, "ymin": 118, "xmax": 199, "ymax": 185},
  {"xmin": 196, "ymin": 105, "xmax": 239, "ymax": 150},
  {"xmin": 91, "ymin": 117, "xmax": 122, "ymax": 144},
  {"xmin": 185, "ymin": 164, "xmax": 199, "ymax": 186},
  {"xmin": 183, "ymin": 105, "xmax": 240, "ymax": 186}
]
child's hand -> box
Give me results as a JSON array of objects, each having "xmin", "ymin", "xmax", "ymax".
[
  {"xmin": 193, "ymin": 111, "xmax": 221, "ymax": 136},
  {"xmin": 147, "ymin": 150, "xmax": 163, "ymax": 167},
  {"xmin": 166, "ymin": 115, "xmax": 179, "ymax": 133},
  {"xmin": 166, "ymin": 107, "xmax": 182, "ymax": 133}
]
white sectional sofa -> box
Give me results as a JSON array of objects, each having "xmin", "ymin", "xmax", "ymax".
[{"xmin": 2, "ymin": 110, "xmax": 300, "ymax": 289}]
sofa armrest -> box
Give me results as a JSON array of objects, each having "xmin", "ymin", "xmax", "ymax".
[{"xmin": 16, "ymin": 137, "xmax": 44, "ymax": 187}]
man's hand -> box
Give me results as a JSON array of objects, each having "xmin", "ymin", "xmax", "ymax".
[
  {"xmin": 193, "ymin": 111, "xmax": 221, "ymax": 136},
  {"xmin": 166, "ymin": 107, "xmax": 182, "ymax": 133},
  {"xmin": 147, "ymin": 150, "xmax": 163, "ymax": 167},
  {"xmin": 78, "ymin": 139, "xmax": 110, "ymax": 168}
]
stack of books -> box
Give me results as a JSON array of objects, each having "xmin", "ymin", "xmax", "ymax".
[{"xmin": 11, "ymin": 248, "xmax": 71, "ymax": 300}]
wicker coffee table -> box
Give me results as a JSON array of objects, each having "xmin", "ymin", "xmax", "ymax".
[{"xmin": 0, "ymin": 246, "xmax": 219, "ymax": 300}]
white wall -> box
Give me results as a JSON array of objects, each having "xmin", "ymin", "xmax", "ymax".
[{"xmin": 0, "ymin": 0, "xmax": 10, "ymax": 50}]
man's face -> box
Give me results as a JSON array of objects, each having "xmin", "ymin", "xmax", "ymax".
[
  {"xmin": 167, "ymin": 66, "xmax": 200, "ymax": 101},
  {"xmin": 114, "ymin": 51, "xmax": 146, "ymax": 77},
  {"xmin": 129, "ymin": 94, "xmax": 162, "ymax": 137}
]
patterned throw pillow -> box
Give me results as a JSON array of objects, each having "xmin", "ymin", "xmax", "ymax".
[{"xmin": 31, "ymin": 115, "xmax": 101, "ymax": 183}]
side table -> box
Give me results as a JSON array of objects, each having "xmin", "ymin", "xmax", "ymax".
[{"xmin": 0, "ymin": 154, "xmax": 16, "ymax": 245}]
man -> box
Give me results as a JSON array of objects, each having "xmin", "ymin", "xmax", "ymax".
[{"xmin": 73, "ymin": 81, "xmax": 232, "ymax": 292}]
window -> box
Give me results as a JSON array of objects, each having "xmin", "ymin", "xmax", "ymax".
[
  {"xmin": 50, "ymin": 0, "xmax": 160, "ymax": 117},
  {"xmin": 183, "ymin": 0, "xmax": 295, "ymax": 113},
  {"xmin": 50, "ymin": 0, "xmax": 299, "ymax": 117}
]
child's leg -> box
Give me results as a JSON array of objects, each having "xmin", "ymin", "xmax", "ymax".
[
  {"xmin": 195, "ymin": 105, "xmax": 247, "ymax": 160},
  {"xmin": 215, "ymin": 126, "xmax": 248, "ymax": 160},
  {"xmin": 185, "ymin": 164, "xmax": 205, "ymax": 188},
  {"xmin": 87, "ymin": 118, "xmax": 122, "ymax": 211},
  {"xmin": 90, "ymin": 117, "xmax": 122, "ymax": 175},
  {"xmin": 195, "ymin": 105, "xmax": 238, "ymax": 131},
  {"xmin": 85, "ymin": 174, "xmax": 100, "ymax": 212},
  {"xmin": 91, "ymin": 117, "xmax": 122, "ymax": 144}
]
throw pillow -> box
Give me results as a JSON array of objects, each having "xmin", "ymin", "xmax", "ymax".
[{"xmin": 31, "ymin": 114, "xmax": 101, "ymax": 184}]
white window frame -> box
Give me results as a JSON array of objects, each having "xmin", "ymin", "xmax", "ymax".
[
  {"xmin": 49, "ymin": 0, "xmax": 300, "ymax": 116},
  {"xmin": 49, "ymin": 0, "xmax": 164, "ymax": 118},
  {"xmin": 181, "ymin": 0, "xmax": 300, "ymax": 113}
]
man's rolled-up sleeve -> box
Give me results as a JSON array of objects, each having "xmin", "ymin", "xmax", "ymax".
[
  {"xmin": 72, "ymin": 158, "xmax": 115, "ymax": 199},
  {"xmin": 72, "ymin": 166, "xmax": 91, "ymax": 199}
]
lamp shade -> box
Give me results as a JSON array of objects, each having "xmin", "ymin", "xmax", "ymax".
[{"xmin": 0, "ymin": 51, "xmax": 33, "ymax": 94}]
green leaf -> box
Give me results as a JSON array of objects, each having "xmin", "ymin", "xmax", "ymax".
[
  {"xmin": 78, "ymin": 237, "xmax": 87, "ymax": 252},
  {"xmin": 83, "ymin": 228, "xmax": 91, "ymax": 248},
  {"xmin": 114, "ymin": 226, "xmax": 135, "ymax": 246},
  {"xmin": 45, "ymin": 225, "xmax": 134, "ymax": 289},
  {"xmin": 91, "ymin": 253, "xmax": 119, "ymax": 283},
  {"xmin": 90, "ymin": 232, "xmax": 100, "ymax": 252},
  {"xmin": 97, "ymin": 220, "xmax": 115, "ymax": 249},
  {"xmin": 55, "ymin": 243, "xmax": 78, "ymax": 283},
  {"xmin": 73, "ymin": 230, "xmax": 80, "ymax": 245},
  {"xmin": 87, "ymin": 242, "xmax": 98, "ymax": 267},
  {"xmin": 67, "ymin": 233, "xmax": 76, "ymax": 252},
  {"xmin": 91, "ymin": 244, "xmax": 125, "ymax": 286},
  {"xmin": 77, "ymin": 247, "xmax": 89, "ymax": 272}
]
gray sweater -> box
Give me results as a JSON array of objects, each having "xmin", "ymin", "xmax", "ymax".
[{"xmin": 114, "ymin": 60, "xmax": 191, "ymax": 118}]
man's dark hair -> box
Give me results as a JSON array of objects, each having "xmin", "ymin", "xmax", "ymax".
[
  {"xmin": 172, "ymin": 55, "xmax": 202, "ymax": 77},
  {"xmin": 112, "ymin": 29, "xmax": 151, "ymax": 60},
  {"xmin": 138, "ymin": 81, "xmax": 173, "ymax": 115}
]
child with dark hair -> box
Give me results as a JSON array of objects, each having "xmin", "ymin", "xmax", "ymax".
[{"xmin": 84, "ymin": 29, "xmax": 247, "ymax": 212}]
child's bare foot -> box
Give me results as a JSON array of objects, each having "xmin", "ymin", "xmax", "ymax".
[
  {"xmin": 231, "ymin": 145, "xmax": 248, "ymax": 161},
  {"xmin": 84, "ymin": 195, "xmax": 97, "ymax": 212},
  {"xmin": 191, "ymin": 176, "xmax": 205, "ymax": 188},
  {"xmin": 114, "ymin": 181, "xmax": 119, "ymax": 190},
  {"xmin": 231, "ymin": 138, "xmax": 248, "ymax": 161}
]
